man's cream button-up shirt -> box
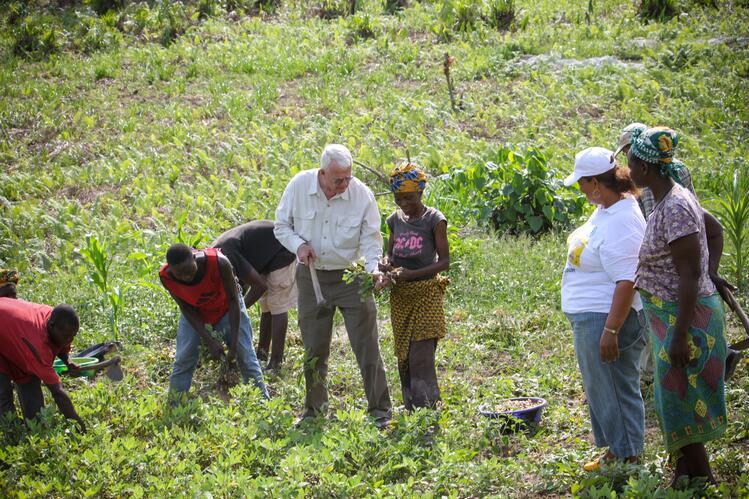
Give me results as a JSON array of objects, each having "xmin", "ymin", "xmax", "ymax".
[{"xmin": 274, "ymin": 169, "xmax": 383, "ymax": 273}]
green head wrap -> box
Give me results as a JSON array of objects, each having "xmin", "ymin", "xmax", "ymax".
[{"xmin": 630, "ymin": 126, "xmax": 686, "ymax": 186}]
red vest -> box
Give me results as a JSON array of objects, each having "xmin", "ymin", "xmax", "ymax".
[
  {"xmin": 0, "ymin": 298, "xmax": 71, "ymax": 385},
  {"xmin": 159, "ymin": 248, "xmax": 230, "ymax": 324}
]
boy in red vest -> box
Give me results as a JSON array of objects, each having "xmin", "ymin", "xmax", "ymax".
[
  {"xmin": 159, "ymin": 244, "xmax": 269, "ymax": 399},
  {"xmin": 0, "ymin": 298, "xmax": 85, "ymax": 431}
]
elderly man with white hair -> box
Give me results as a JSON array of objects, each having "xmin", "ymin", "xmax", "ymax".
[{"xmin": 274, "ymin": 144, "xmax": 392, "ymax": 428}]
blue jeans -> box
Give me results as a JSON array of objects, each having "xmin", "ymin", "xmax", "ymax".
[
  {"xmin": 169, "ymin": 298, "xmax": 269, "ymax": 399},
  {"xmin": 566, "ymin": 309, "xmax": 646, "ymax": 457}
]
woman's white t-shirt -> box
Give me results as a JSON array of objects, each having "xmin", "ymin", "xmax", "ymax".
[{"xmin": 561, "ymin": 197, "xmax": 646, "ymax": 314}]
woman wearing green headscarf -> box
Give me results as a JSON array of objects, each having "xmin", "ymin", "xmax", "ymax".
[{"xmin": 628, "ymin": 127, "xmax": 727, "ymax": 486}]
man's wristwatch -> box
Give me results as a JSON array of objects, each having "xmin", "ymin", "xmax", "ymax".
[{"xmin": 603, "ymin": 326, "xmax": 618, "ymax": 335}]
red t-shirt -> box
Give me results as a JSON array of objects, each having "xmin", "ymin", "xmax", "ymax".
[
  {"xmin": 0, "ymin": 298, "xmax": 71, "ymax": 385},
  {"xmin": 159, "ymin": 248, "xmax": 231, "ymax": 324}
]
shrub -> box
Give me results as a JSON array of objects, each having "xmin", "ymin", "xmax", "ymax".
[
  {"xmin": 691, "ymin": 0, "xmax": 718, "ymax": 6},
  {"xmin": 431, "ymin": 0, "xmax": 483, "ymax": 41},
  {"xmin": 197, "ymin": 0, "xmax": 219, "ymax": 19},
  {"xmin": 85, "ymin": 0, "xmax": 126, "ymax": 15},
  {"xmin": 255, "ymin": 0, "xmax": 281, "ymax": 13},
  {"xmin": 225, "ymin": 0, "xmax": 280, "ymax": 13},
  {"xmin": 3, "ymin": 0, "xmax": 29, "ymax": 26},
  {"xmin": 315, "ymin": 0, "xmax": 354, "ymax": 19},
  {"xmin": 638, "ymin": 0, "xmax": 679, "ymax": 21},
  {"xmin": 122, "ymin": 3, "xmax": 153, "ymax": 35},
  {"xmin": 484, "ymin": 0, "xmax": 514, "ymax": 30},
  {"xmin": 452, "ymin": 0, "xmax": 482, "ymax": 32},
  {"xmin": 657, "ymin": 44, "xmax": 695, "ymax": 70},
  {"xmin": 346, "ymin": 11, "xmax": 378, "ymax": 41},
  {"xmin": 384, "ymin": 0, "xmax": 409, "ymax": 14},
  {"xmin": 11, "ymin": 15, "xmax": 61, "ymax": 58},
  {"xmin": 73, "ymin": 10, "xmax": 122, "ymax": 53},
  {"xmin": 156, "ymin": 0, "xmax": 188, "ymax": 46},
  {"xmin": 427, "ymin": 147, "xmax": 586, "ymax": 235}
]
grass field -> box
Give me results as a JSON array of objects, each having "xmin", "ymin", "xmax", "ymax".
[{"xmin": 1, "ymin": 0, "xmax": 748, "ymax": 496}]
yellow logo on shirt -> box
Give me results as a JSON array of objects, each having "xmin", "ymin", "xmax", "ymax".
[{"xmin": 568, "ymin": 237, "xmax": 588, "ymax": 268}]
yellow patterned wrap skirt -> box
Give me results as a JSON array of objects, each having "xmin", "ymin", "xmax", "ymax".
[{"xmin": 390, "ymin": 275, "xmax": 449, "ymax": 364}]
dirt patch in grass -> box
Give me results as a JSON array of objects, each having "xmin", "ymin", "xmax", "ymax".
[
  {"xmin": 572, "ymin": 103, "xmax": 604, "ymax": 120},
  {"xmin": 456, "ymin": 117, "xmax": 516, "ymax": 141},
  {"xmin": 25, "ymin": 126, "xmax": 60, "ymax": 152},
  {"xmin": 61, "ymin": 183, "xmax": 121, "ymax": 204},
  {"xmin": 407, "ymin": 30, "xmax": 432, "ymax": 44},
  {"xmin": 270, "ymin": 77, "xmax": 308, "ymax": 119},
  {"xmin": 391, "ymin": 76, "xmax": 423, "ymax": 92}
]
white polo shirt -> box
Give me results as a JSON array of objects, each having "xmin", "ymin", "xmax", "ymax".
[
  {"xmin": 274, "ymin": 169, "xmax": 383, "ymax": 273},
  {"xmin": 561, "ymin": 197, "xmax": 646, "ymax": 314}
]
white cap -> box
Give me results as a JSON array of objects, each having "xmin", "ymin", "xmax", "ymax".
[
  {"xmin": 564, "ymin": 147, "xmax": 616, "ymax": 186},
  {"xmin": 614, "ymin": 122, "xmax": 648, "ymax": 157}
]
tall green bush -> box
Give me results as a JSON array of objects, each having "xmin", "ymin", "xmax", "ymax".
[
  {"xmin": 638, "ymin": 0, "xmax": 679, "ymax": 21},
  {"xmin": 428, "ymin": 148, "xmax": 586, "ymax": 235},
  {"xmin": 85, "ymin": 0, "xmax": 126, "ymax": 15},
  {"xmin": 384, "ymin": 0, "xmax": 408, "ymax": 14},
  {"xmin": 484, "ymin": 0, "xmax": 514, "ymax": 30},
  {"xmin": 11, "ymin": 15, "xmax": 61, "ymax": 57}
]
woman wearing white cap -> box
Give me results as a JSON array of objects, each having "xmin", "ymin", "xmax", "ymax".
[{"xmin": 561, "ymin": 147, "xmax": 648, "ymax": 471}]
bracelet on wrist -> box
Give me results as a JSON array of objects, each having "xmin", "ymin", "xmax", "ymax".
[{"xmin": 603, "ymin": 326, "xmax": 618, "ymax": 335}]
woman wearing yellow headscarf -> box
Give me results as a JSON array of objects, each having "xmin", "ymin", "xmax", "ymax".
[{"xmin": 380, "ymin": 162, "xmax": 449, "ymax": 410}]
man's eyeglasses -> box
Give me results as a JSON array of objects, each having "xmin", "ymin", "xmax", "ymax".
[{"xmin": 333, "ymin": 176, "xmax": 353, "ymax": 186}]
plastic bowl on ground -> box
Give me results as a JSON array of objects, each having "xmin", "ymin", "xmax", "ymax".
[
  {"xmin": 53, "ymin": 356, "xmax": 99, "ymax": 377},
  {"xmin": 478, "ymin": 397, "xmax": 548, "ymax": 431}
]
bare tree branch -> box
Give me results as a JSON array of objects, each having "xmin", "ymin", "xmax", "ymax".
[{"xmin": 353, "ymin": 159, "xmax": 390, "ymax": 188}]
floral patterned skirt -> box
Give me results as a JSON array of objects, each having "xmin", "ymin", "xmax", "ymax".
[{"xmin": 640, "ymin": 290, "xmax": 727, "ymax": 453}]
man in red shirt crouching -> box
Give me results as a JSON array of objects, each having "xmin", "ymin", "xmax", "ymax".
[
  {"xmin": 0, "ymin": 298, "xmax": 85, "ymax": 432},
  {"xmin": 159, "ymin": 244, "xmax": 269, "ymax": 400}
]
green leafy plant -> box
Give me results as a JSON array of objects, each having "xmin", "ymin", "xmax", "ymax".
[
  {"xmin": 432, "ymin": 0, "xmax": 482, "ymax": 41},
  {"xmin": 484, "ymin": 0, "xmax": 515, "ymax": 30},
  {"xmin": 197, "ymin": 0, "xmax": 218, "ymax": 19},
  {"xmin": 343, "ymin": 261, "xmax": 376, "ymax": 298},
  {"xmin": 85, "ymin": 0, "xmax": 126, "ymax": 15},
  {"xmin": 260, "ymin": 0, "xmax": 281, "ymax": 13},
  {"xmin": 175, "ymin": 210, "xmax": 205, "ymax": 248},
  {"xmin": 11, "ymin": 15, "xmax": 61, "ymax": 58},
  {"xmin": 638, "ymin": 0, "xmax": 679, "ymax": 21},
  {"xmin": 346, "ymin": 11, "xmax": 378, "ymax": 41},
  {"xmin": 73, "ymin": 10, "xmax": 122, "ymax": 53},
  {"xmin": 157, "ymin": 0, "xmax": 188, "ymax": 46},
  {"xmin": 585, "ymin": 0, "xmax": 593, "ymax": 25},
  {"xmin": 429, "ymin": 148, "xmax": 586, "ymax": 235},
  {"xmin": 657, "ymin": 44, "xmax": 695, "ymax": 70},
  {"xmin": 713, "ymin": 165, "xmax": 749, "ymax": 290},
  {"xmin": 77, "ymin": 235, "xmax": 125, "ymax": 340},
  {"xmin": 316, "ymin": 0, "xmax": 351, "ymax": 19},
  {"xmin": 384, "ymin": 0, "xmax": 408, "ymax": 14}
]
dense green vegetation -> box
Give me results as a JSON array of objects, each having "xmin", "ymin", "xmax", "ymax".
[{"xmin": 1, "ymin": 0, "xmax": 748, "ymax": 496}]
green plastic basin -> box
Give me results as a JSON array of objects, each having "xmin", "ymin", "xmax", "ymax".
[{"xmin": 53, "ymin": 356, "xmax": 99, "ymax": 377}]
